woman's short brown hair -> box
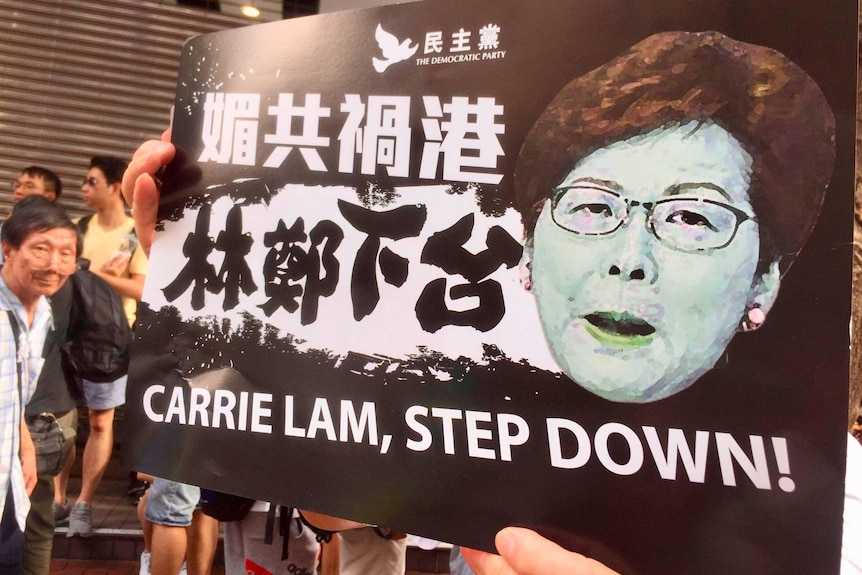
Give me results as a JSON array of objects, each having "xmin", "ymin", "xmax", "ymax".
[{"xmin": 514, "ymin": 30, "xmax": 835, "ymax": 263}]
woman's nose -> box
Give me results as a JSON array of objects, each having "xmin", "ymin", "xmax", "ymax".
[{"xmin": 605, "ymin": 212, "xmax": 658, "ymax": 283}]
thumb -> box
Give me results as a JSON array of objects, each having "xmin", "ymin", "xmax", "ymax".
[{"xmin": 495, "ymin": 527, "xmax": 621, "ymax": 575}]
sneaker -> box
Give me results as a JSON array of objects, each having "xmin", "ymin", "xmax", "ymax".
[
  {"xmin": 67, "ymin": 502, "xmax": 93, "ymax": 537},
  {"xmin": 139, "ymin": 551, "xmax": 151, "ymax": 575},
  {"xmin": 52, "ymin": 501, "xmax": 70, "ymax": 525}
]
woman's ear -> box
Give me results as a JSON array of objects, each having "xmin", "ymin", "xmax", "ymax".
[
  {"xmin": 740, "ymin": 259, "xmax": 782, "ymax": 332},
  {"xmin": 519, "ymin": 239, "xmax": 533, "ymax": 291}
]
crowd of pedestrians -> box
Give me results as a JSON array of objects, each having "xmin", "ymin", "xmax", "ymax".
[
  {"xmin": 0, "ymin": 160, "xmax": 419, "ymax": 575},
  {"xmin": 0, "ymin": 160, "xmax": 150, "ymax": 574}
]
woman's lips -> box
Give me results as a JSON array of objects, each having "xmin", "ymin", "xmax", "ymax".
[{"xmin": 582, "ymin": 311, "xmax": 656, "ymax": 348}]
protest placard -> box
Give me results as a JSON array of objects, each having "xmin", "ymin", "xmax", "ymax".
[{"xmin": 123, "ymin": 1, "xmax": 856, "ymax": 572}]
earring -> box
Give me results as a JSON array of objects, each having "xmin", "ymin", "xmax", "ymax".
[
  {"xmin": 740, "ymin": 304, "xmax": 765, "ymax": 332},
  {"xmin": 519, "ymin": 259, "xmax": 532, "ymax": 291}
]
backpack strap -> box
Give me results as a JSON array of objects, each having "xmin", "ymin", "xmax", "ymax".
[
  {"xmin": 7, "ymin": 311, "xmax": 20, "ymax": 351},
  {"xmin": 263, "ymin": 505, "xmax": 295, "ymax": 561},
  {"xmin": 7, "ymin": 310, "xmax": 20, "ymax": 384},
  {"xmin": 7, "ymin": 311, "xmax": 23, "ymax": 415},
  {"xmin": 265, "ymin": 504, "xmax": 276, "ymax": 545},
  {"xmin": 76, "ymin": 214, "xmax": 93, "ymax": 236},
  {"xmin": 280, "ymin": 506, "xmax": 294, "ymax": 560}
]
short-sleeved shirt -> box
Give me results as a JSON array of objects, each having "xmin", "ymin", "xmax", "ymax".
[
  {"xmin": 77, "ymin": 214, "xmax": 149, "ymax": 326},
  {"xmin": 0, "ymin": 275, "xmax": 52, "ymax": 530}
]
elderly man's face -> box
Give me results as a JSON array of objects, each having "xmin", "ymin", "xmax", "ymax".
[{"xmin": 2, "ymin": 227, "xmax": 78, "ymax": 302}]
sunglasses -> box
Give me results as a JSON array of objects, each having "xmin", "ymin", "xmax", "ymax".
[{"xmin": 82, "ymin": 176, "xmax": 101, "ymax": 187}]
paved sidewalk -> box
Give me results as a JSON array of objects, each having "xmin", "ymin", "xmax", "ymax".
[
  {"xmin": 51, "ymin": 476, "xmax": 150, "ymax": 563},
  {"xmin": 50, "ymin": 559, "xmax": 139, "ymax": 574}
]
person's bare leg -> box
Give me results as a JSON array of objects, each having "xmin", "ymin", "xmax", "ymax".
[
  {"xmin": 137, "ymin": 489, "xmax": 154, "ymax": 574},
  {"xmin": 53, "ymin": 443, "xmax": 75, "ymax": 506},
  {"xmin": 320, "ymin": 535, "xmax": 340, "ymax": 575},
  {"xmin": 77, "ymin": 407, "xmax": 115, "ymax": 504},
  {"xmin": 151, "ymin": 524, "xmax": 187, "ymax": 575},
  {"xmin": 186, "ymin": 509, "xmax": 219, "ymax": 575},
  {"xmin": 137, "ymin": 490, "xmax": 153, "ymax": 553}
]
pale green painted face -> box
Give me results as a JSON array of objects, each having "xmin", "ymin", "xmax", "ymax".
[{"xmin": 529, "ymin": 121, "xmax": 769, "ymax": 402}]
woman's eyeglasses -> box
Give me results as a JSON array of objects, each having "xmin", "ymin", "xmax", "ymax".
[{"xmin": 550, "ymin": 185, "xmax": 756, "ymax": 253}]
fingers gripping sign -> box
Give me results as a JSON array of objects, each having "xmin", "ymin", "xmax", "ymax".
[
  {"xmin": 461, "ymin": 528, "xmax": 622, "ymax": 575},
  {"xmin": 122, "ymin": 129, "xmax": 175, "ymax": 257}
]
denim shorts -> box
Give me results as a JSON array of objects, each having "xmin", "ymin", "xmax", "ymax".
[
  {"xmin": 145, "ymin": 478, "xmax": 200, "ymax": 527},
  {"xmin": 81, "ymin": 375, "xmax": 126, "ymax": 411}
]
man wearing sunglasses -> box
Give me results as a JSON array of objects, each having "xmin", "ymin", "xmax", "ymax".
[
  {"xmin": 0, "ymin": 196, "xmax": 79, "ymax": 574},
  {"xmin": 55, "ymin": 156, "xmax": 149, "ymax": 539}
]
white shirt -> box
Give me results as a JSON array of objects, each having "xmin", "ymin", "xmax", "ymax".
[
  {"xmin": 0, "ymin": 277, "xmax": 50, "ymax": 530},
  {"xmin": 842, "ymin": 433, "xmax": 862, "ymax": 574}
]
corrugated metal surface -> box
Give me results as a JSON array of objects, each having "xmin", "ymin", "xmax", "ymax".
[{"xmin": 0, "ymin": 0, "xmax": 261, "ymax": 219}]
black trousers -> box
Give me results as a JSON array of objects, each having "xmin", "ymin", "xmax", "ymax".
[{"xmin": 0, "ymin": 482, "xmax": 24, "ymax": 575}]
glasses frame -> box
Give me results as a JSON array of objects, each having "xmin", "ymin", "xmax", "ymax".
[
  {"xmin": 20, "ymin": 245, "xmax": 79, "ymax": 275},
  {"xmin": 549, "ymin": 185, "xmax": 756, "ymax": 252},
  {"xmin": 11, "ymin": 180, "xmax": 45, "ymax": 193}
]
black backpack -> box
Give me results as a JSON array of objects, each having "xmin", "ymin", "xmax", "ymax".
[{"xmin": 61, "ymin": 266, "xmax": 133, "ymax": 382}]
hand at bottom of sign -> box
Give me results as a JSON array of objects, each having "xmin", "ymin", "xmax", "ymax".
[{"xmin": 461, "ymin": 527, "xmax": 622, "ymax": 575}]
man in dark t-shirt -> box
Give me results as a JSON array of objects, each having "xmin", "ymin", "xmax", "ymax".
[{"xmin": 22, "ymin": 277, "xmax": 81, "ymax": 575}]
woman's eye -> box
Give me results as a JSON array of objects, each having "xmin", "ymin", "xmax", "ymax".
[
  {"xmin": 576, "ymin": 203, "xmax": 613, "ymax": 217},
  {"xmin": 666, "ymin": 210, "xmax": 717, "ymax": 231},
  {"xmin": 552, "ymin": 187, "xmax": 622, "ymax": 232},
  {"xmin": 559, "ymin": 201, "xmax": 613, "ymax": 220}
]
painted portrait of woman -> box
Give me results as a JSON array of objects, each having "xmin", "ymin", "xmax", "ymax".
[{"xmin": 514, "ymin": 31, "xmax": 836, "ymax": 403}]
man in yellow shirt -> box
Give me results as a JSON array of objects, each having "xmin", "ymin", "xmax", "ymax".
[{"xmin": 55, "ymin": 156, "xmax": 149, "ymax": 538}]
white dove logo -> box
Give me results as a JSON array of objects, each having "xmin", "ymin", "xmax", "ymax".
[{"xmin": 372, "ymin": 24, "xmax": 418, "ymax": 73}]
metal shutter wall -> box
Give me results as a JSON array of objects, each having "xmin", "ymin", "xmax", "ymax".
[{"xmin": 0, "ymin": 0, "xmax": 253, "ymax": 219}]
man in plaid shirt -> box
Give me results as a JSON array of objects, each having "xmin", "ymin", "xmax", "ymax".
[{"xmin": 0, "ymin": 197, "xmax": 78, "ymax": 574}]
